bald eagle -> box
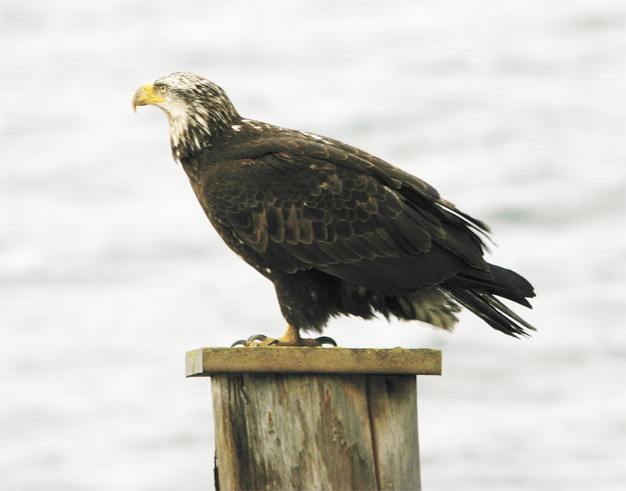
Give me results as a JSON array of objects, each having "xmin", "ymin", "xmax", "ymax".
[{"xmin": 133, "ymin": 72, "xmax": 535, "ymax": 346}]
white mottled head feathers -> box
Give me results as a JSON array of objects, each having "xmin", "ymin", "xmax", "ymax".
[{"xmin": 151, "ymin": 72, "xmax": 240, "ymax": 159}]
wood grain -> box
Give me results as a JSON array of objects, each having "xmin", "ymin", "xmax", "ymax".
[
  {"xmin": 367, "ymin": 376, "xmax": 420, "ymax": 490},
  {"xmin": 211, "ymin": 373, "xmax": 422, "ymax": 490},
  {"xmin": 187, "ymin": 347, "xmax": 441, "ymax": 377}
]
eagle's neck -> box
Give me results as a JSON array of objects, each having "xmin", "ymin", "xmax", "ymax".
[{"xmin": 164, "ymin": 101, "xmax": 240, "ymax": 161}]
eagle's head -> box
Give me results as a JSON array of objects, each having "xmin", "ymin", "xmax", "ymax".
[{"xmin": 132, "ymin": 72, "xmax": 240, "ymax": 159}]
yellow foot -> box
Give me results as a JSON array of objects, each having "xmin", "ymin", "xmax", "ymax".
[{"xmin": 231, "ymin": 325, "xmax": 337, "ymax": 347}]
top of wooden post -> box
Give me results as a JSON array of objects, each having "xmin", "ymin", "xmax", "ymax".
[{"xmin": 186, "ymin": 347, "xmax": 441, "ymax": 377}]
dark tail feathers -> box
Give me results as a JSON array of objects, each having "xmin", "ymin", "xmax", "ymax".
[{"xmin": 445, "ymin": 264, "xmax": 536, "ymax": 337}]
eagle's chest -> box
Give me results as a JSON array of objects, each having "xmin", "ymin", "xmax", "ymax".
[
  {"xmin": 187, "ymin": 159, "xmax": 258, "ymax": 217},
  {"xmin": 184, "ymin": 160, "xmax": 273, "ymax": 271}
]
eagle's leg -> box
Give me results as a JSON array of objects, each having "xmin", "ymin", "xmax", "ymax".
[{"xmin": 231, "ymin": 325, "xmax": 337, "ymax": 347}]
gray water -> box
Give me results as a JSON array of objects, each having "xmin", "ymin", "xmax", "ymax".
[{"xmin": 2, "ymin": 1, "xmax": 625, "ymax": 489}]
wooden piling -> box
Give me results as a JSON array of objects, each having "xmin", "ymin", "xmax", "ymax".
[{"xmin": 186, "ymin": 347, "xmax": 441, "ymax": 491}]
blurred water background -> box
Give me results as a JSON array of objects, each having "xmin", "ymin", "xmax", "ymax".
[{"xmin": 1, "ymin": 0, "xmax": 625, "ymax": 489}]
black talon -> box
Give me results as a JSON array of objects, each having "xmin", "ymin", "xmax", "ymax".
[
  {"xmin": 315, "ymin": 336, "xmax": 337, "ymax": 347},
  {"xmin": 247, "ymin": 334, "xmax": 268, "ymax": 343},
  {"xmin": 231, "ymin": 332, "xmax": 338, "ymax": 348}
]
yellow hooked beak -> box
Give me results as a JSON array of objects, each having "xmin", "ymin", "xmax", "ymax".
[{"xmin": 132, "ymin": 83, "xmax": 166, "ymax": 112}]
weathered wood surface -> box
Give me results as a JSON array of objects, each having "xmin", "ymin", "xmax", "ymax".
[
  {"xmin": 211, "ymin": 373, "xmax": 421, "ymax": 491},
  {"xmin": 187, "ymin": 347, "xmax": 439, "ymax": 490},
  {"xmin": 366, "ymin": 376, "xmax": 420, "ymax": 489},
  {"xmin": 186, "ymin": 347, "xmax": 441, "ymax": 376}
]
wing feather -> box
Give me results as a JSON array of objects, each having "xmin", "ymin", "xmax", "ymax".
[{"xmin": 206, "ymin": 138, "xmax": 491, "ymax": 291}]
